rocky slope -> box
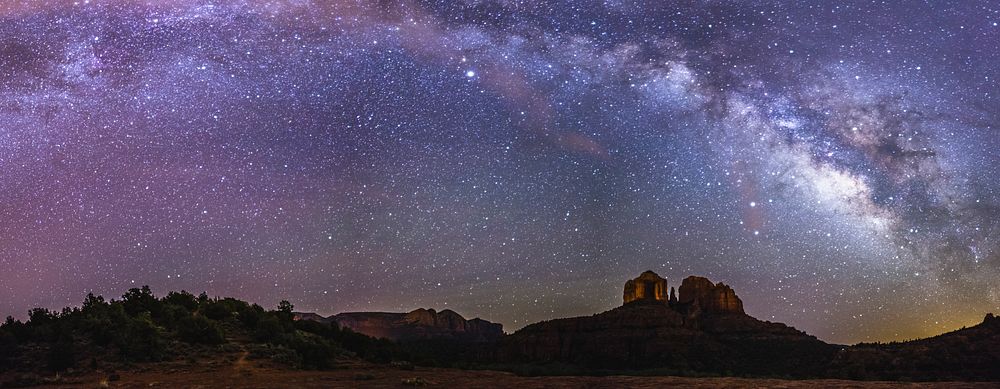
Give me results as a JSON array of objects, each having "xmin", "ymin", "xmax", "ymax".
[
  {"xmin": 496, "ymin": 300, "xmax": 835, "ymax": 376},
  {"xmin": 495, "ymin": 273, "xmax": 836, "ymax": 376},
  {"xmin": 295, "ymin": 308, "xmax": 503, "ymax": 342}
]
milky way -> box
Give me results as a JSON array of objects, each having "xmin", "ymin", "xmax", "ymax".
[{"xmin": 1, "ymin": 0, "xmax": 998, "ymax": 344}]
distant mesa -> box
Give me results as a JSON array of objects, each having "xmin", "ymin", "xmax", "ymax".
[
  {"xmin": 294, "ymin": 308, "xmax": 502, "ymax": 342},
  {"xmin": 290, "ymin": 312, "xmax": 327, "ymax": 323}
]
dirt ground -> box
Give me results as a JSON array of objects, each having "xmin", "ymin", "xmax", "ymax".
[{"xmin": 11, "ymin": 360, "xmax": 998, "ymax": 389}]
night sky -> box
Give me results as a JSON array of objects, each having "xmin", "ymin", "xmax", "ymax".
[{"xmin": 1, "ymin": 0, "xmax": 998, "ymax": 345}]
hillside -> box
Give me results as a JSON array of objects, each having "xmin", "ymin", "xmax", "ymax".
[
  {"xmin": 827, "ymin": 313, "xmax": 1000, "ymax": 381},
  {"xmin": 0, "ymin": 287, "xmax": 429, "ymax": 387}
]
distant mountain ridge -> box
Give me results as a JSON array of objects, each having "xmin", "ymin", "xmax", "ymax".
[
  {"xmin": 294, "ymin": 308, "xmax": 503, "ymax": 342},
  {"xmin": 827, "ymin": 312, "xmax": 1000, "ymax": 381}
]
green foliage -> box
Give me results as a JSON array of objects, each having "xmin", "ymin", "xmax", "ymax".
[
  {"xmin": 161, "ymin": 303, "xmax": 192, "ymax": 329},
  {"xmin": 280, "ymin": 332, "xmax": 338, "ymax": 369},
  {"xmin": 176, "ymin": 315, "xmax": 225, "ymax": 345},
  {"xmin": 200, "ymin": 300, "xmax": 233, "ymax": 321},
  {"xmin": 122, "ymin": 286, "xmax": 161, "ymax": 318},
  {"xmin": 253, "ymin": 314, "xmax": 286, "ymax": 343},
  {"xmin": 0, "ymin": 286, "xmax": 427, "ymax": 374},
  {"xmin": 115, "ymin": 312, "xmax": 165, "ymax": 362},
  {"xmin": 27, "ymin": 308, "xmax": 54, "ymax": 325},
  {"xmin": 162, "ymin": 291, "xmax": 198, "ymax": 311},
  {"xmin": 80, "ymin": 299, "xmax": 127, "ymax": 346},
  {"xmin": 26, "ymin": 308, "xmax": 56, "ymax": 341},
  {"xmin": 237, "ymin": 303, "xmax": 265, "ymax": 328},
  {"xmin": 276, "ymin": 300, "xmax": 294, "ymax": 321}
]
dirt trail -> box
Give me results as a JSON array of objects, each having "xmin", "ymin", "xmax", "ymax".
[{"xmin": 232, "ymin": 349, "xmax": 251, "ymax": 375}]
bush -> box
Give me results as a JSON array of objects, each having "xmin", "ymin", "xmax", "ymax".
[
  {"xmin": 200, "ymin": 301, "xmax": 232, "ymax": 321},
  {"xmin": 115, "ymin": 313, "xmax": 164, "ymax": 362},
  {"xmin": 254, "ymin": 315, "xmax": 286, "ymax": 343},
  {"xmin": 0, "ymin": 288, "xmax": 390, "ymax": 374},
  {"xmin": 122, "ymin": 286, "xmax": 161, "ymax": 318},
  {"xmin": 177, "ymin": 315, "xmax": 226, "ymax": 345},
  {"xmin": 282, "ymin": 332, "xmax": 337, "ymax": 369},
  {"xmin": 162, "ymin": 291, "xmax": 199, "ymax": 312},
  {"xmin": 160, "ymin": 304, "xmax": 191, "ymax": 329},
  {"xmin": 247, "ymin": 343, "xmax": 306, "ymax": 367},
  {"xmin": 237, "ymin": 304, "xmax": 265, "ymax": 328}
]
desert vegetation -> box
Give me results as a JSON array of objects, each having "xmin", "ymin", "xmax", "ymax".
[{"xmin": 0, "ymin": 286, "xmax": 425, "ymax": 379}]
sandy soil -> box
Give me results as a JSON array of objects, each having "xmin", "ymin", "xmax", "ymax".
[{"xmin": 12, "ymin": 361, "xmax": 997, "ymax": 389}]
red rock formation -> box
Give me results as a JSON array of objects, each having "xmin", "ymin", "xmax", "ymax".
[
  {"xmin": 623, "ymin": 270, "xmax": 669, "ymax": 304},
  {"xmin": 302, "ymin": 308, "xmax": 503, "ymax": 342},
  {"xmin": 497, "ymin": 296, "xmax": 831, "ymax": 373},
  {"xmin": 328, "ymin": 312, "xmax": 404, "ymax": 340},
  {"xmin": 404, "ymin": 308, "xmax": 468, "ymax": 331},
  {"xmin": 677, "ymin": 276, "xmax": 744, "ymax": 314}
]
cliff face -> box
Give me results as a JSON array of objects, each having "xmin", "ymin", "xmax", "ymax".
[
  {"xmin": 404, "ymin": 308, "xmax": 468, "ymax": 330},
  {"xmin": 677, "ymin": 276, "xmax": 744, "ymax": 314},
  {"xmin": 623, "ymin": 271, "xmax": 669, "ymax": 304},
  {"xmin": 296, "ymin": 309, "xmax": 503, "ymax": 342}
]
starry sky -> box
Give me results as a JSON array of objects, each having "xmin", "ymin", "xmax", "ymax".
[{"xmin": 1, "ymin": 0, "xmax": 998, "ymax": 345}]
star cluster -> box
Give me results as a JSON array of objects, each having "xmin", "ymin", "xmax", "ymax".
[{"xmin": 1, "ymin": 0, "xmax": 998, "ymax": 344}]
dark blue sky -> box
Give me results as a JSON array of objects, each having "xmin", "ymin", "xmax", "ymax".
[{"xmin": 1, "ymin": 0, "xmax": 997, "ymax": 344}]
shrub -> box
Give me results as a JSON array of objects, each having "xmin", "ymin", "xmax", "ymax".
[
  {"xmin": 115, "ymin": 312, "xmax": 164, "ymax": 362},
  {"xmin": 162, "ymin": 291, "xmax": 199, "ymax": 312},
  {"xmin": 237, "ymin": 304, "xmax": 265, "ymax": 328},
  {"xmin": 122, "ymin": 286, "xmax": 161, "ymax": 317},
  {"xmin": 276, "ymin": 301, "xmax": 294, "ymax": 322},
  {"xmin": 200, "ymin": 301, "xmax": 232, "ymax": 321},
  {"xmin": 254, "ymin": 314, "xmax": 287, "ymax": 343},
  {"xmin": 282, "ymin": 332, "xmax": 337, "ymax": 369},
  {"xmin": 177, "ymin": 315, "xmax": 226, "ymax": 345}
]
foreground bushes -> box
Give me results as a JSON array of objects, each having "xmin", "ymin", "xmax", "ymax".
[
  {"xmin": 176, "ymin": 315, "xmax": 225, "ymax": 345},
  {"xmin": 0, "ymin": 286, "xmax": 458, "ymax": 374}
]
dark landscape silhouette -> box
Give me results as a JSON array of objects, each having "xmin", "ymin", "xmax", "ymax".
[{"xmin": 2, "ymin": 271, "xmax": 997, "ymax": 387}]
